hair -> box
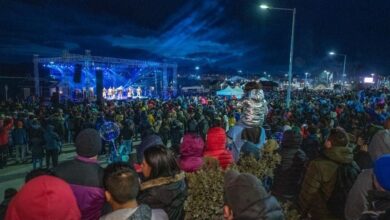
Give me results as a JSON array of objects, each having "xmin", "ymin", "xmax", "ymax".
[
  {"xmin": 25, "ymin": 169, "xmax": 55, "ymax": 183},
  {"xmin": 4, "ymin": 188, "xmax": 17, "ymax": 200},
  {"xmin": 327, "ymin": 127, "xmax": 349, "ymax": 147},
  {"xmin": 244, "ymin": 81, "xmax": 261, "ymax": 93},
  {"xmin": 103, "ymin": 162, "xmax": 139, "ymax": 204},
  {"xmin": 143, "ymin": 145, "xmax": 180, "ymax": 180}
]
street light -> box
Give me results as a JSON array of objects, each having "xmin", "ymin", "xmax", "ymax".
[
  {"xmin": 305, "ymin": 72, "xmax": 309, "ymax": 86},
  {"xmin": 260, "ymin": 3, "xmax": 296, "ymax": 108},
  {"xmin": 329, "ymin": 51, "xmax": 347, "ymax": 83}
]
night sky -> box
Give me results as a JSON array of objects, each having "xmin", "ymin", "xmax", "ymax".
[{"xmin": 0, "ymin": 0, "xmax": 390, "ymax": 76}]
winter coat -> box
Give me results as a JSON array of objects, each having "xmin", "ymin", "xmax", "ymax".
[
  {"xmin": 345, "ymin": 169, "xmax": 374, "ymax": 220},
  {"xmin": 138, "ymin": 172, "xmax": 187, "ymax": 220},
  {"xmin": 179, "ymin": 133, "xmax": 204, "ymax": 172},
  {"xmin": 299, "ymin": 146, "xmax": 355, "ymax": 220},
  {"xmin": 354, "ymin": 151, "xmax": 373, "ymax": 170},
  {"xmin": 170, "ymin": 119, "xmax": 184, "ymax": 148},
  {"xmin": 54, "ymin": 156, "xmax": 105, "ymax": 220},
  {"xmin": 11, "ymin": 128, "xmax": 28, "ymax": 145},
  {"xmin": 44, "ymin": 126, "xmax": 61, "ymax": 150},
  {"xmin": 301, "ymin": 134, "xmax": 321, "ymax": 161},
  {"xmin": 29, "ymin": 125, "xmax": 45, "ymax": 158},
  {"xmin": 232, "ymin": 193, "xmax": 284, "ymax": 220},
  {"xmin": 227, "ymin": 123, "xmax": 266, "ymax": 162},
  {"xmin": 0, "ymin": 119, "xmax": 13, "ymax": 146},
  {"xmin": 368, "ymin": 129, "xmax": 390, "ymax": 161},
  {"xmin": 5, "ymin": 176, "xmax": 81, "ymax": 220},
  {"xmin": 137, "ymin": 134, "xmax": 164, "ymax": 163},
  {"xmin": 272, "ymin": 147, "xmax": 307, "ymax": 199},
  {"xmin": 204, "ymin": 127, "xmax": 233, "ymax": 169},
  {"xmin": 359, "ymin": 190, "xmax": 390, "ymax": 220}
]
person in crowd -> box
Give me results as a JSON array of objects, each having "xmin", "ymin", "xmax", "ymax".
[
  {"xmin": 44, "ymin": 124, "xmax": 61, "ymax": 168},
  {"xmin": 299, "ymin": 127, "xmax": 359, "ymax": 220},
  {"xmin": 29, "ymin": 119, "xmax": 45, "ymax": 169},
  {"xmin": 5, "ymin": 176, "xmax": 81, "ymax": 220},
  {"xmin": 301, "ymin": 125, "xmax": 321, "ymax": 161},
  {"xmin": 359, "ymin": 154, "xmax": 390, "ymax": 220},
  {"xmin": 170, "ymin": 114, "xmax": 185, "ymax": 155},
  {"xmin": 345, "ymin": 121, "xmax": 390, "ymax": 220},
  {"xmin": 0, "ymin": 117, "xmax": 13, "ymax": 168},
  {"xmin": 11, "ymin": 120, "xmax": 28, "ymax": 163},
  {"xmin": 0, "ymin": 188, "xmax": 17, "ymax": 220},
  {"xmin": 368, "ymin": 117, "xmax": 390, "ymax": 162},
  {"xmin": 179, "ymin": 119, "xmax": 204, "ymax": 172},
  {"xmin": 354, "ymin": 135, "xmax": 372, "ymax": 170},
  {"xmin": 25, "ymin": 168, "xmax": 55, "ymax": 183},
  {"xmin": 272, "ymin": 127, "xmax": 308, "ymax": 201},
  {"xmin": 228, "ymin": 82, "xmax": 268, "ymax": 161},
  {"xmin": 204, "ymin": 117, "xmax": 233, "ymax": 169},
  {"xmin": 54, "ymin": 128, "xmax": 105, "ymax": 220},
  {"xmin": 137, "ymin": 128, "xmax": 164, "ymax": 163},
  {"xmin": 100, "ymin": 162, "xmax": 168, "ymax": 220},
  {"xmin": 223, "ymin": 170, "xmax": 284, "ymax": 220},
  {"xmin": 138, "ymin": 145, "xmax": 187, "ymax": 220}
]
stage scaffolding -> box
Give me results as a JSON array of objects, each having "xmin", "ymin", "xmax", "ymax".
[{"xmin": 33, "ymin": 50, "xmax": 178, "ymax": 99}]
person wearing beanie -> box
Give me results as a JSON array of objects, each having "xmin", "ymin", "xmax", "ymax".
[
  {"xmin": 359, "ymin": 154, "xmax": 390, "ymax": 220},
  {"xmin": 54, "ymin": 128, "xmax": 105, "ymax": 220},
  {"xmin": 227, "ymin": 81, "xmax": 268, "ymax": 162},
  {"xmin": 223, "ymin": 170, "xmax": 284, "ymax": 220},
  {"xmin": 5, "ymin": 175, "xmax": 81, "ymax": 220},
  {"xmin": 179, "ymin": 119, "xmax": 205, "ymax": 172},
  {"xmin": 272, "ymin": 128, "xmax": 307, "ymax": 200},
  {"xmin": 299, "ymin": 127, "xmax": 360, "ymax": 220},
  {"xmin": 345, "ymin": 121, "xmax": 390, "ymax": 220},
  {"xmin": 137, "ymin": 128, "xmax": 164, "ymax": 163}
]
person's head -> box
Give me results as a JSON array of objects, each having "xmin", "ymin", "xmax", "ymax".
[
  {"xmin": 5, "ymin": 176, "xmax": 81, "ymax": 220},
  {"xmin": 142, "ymin": 145, "xmax": 180, "ymax": 179},
  {"xmin": 75, "ymin": 128, "xmax": 102, "ymax": 158},
  {"xmin": 25, "ymin": 168, "xmax": 55, "ymax": 183},
  {"xmin": 223, "ymin": 170, "xmax": 269, "ymax": 220},
  {"xmin": 243, "ymin": 81, "xmax": 261, "ymax": 93},
  {"xmin": 103, "ymin": 163, "xmax": 139, "ymax": 208},
  {"xmin": 16, "ymin": 120, "xmax": 23, "ymax": 128},
  {"xmin": 324, "ymin": 127, "xmax": 349, "ymax": 149},
  {"xmin": 374, "ymin": 154, "xmax": 390, "ymax": 192},
  {"xmin": 384, "ymin": 117, "xmax": 390, "ymax": 129}
]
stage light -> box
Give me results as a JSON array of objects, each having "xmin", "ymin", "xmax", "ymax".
[
  {"xmin": 50, "ymin": 61, "xmax": 54, "ymax": 64},
  {"xmin": 260, "ymin": 4, "xmax": 269, "ymax": 9},
  {"xmin": 195, "ymin": 66, "xmax": 200, "ymax": 70}
]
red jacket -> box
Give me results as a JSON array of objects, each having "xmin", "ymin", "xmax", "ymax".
[
  {"xmin": 0, "ymin": 119, "xmax": 13, "ymax": 146},
  {"xmin": 204, "ymin": 127, "xmax": 233, "ymax": 169}
]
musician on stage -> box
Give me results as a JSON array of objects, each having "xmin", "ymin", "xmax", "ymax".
[
  {"xmin": 136, "ymin": 86, "xmax": 142, "ymax": 97},
  {"xmin": 103, "ymin": 88, "xmax": 107, "ymax": 99},
  {"xmin": 127, "ymin": 87, "xmax": 133, "ymax": 98}
]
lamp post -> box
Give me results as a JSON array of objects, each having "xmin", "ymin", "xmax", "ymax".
[
  {"xmin": 329, "ymin": 51, "xmax": 347, "ymax": 84},
  {"xmin": 305, "ymin": 72, "xmax": 309, "ymax": 87},
  {"xmin": 260, "ymin": 4, "xmax": 296, "ymax": 108}
]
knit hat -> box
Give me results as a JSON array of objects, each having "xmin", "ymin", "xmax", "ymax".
[
  {"xmin": 224, "ymin": 170, "xmax": 267, "ymax": 218},
  {"xmin": 374, "ymin": 154, "xmax": 390, "ymax": 191},
  {"xmin": 75, "ymin": 128, "xmax": 102, "ymax": 157},
  {"xmin": 5, "ymin": 175, "xmax": 81, "ymax": 220}
]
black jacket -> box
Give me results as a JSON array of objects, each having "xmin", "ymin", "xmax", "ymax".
[
  {"xmin": 234, "ymin": 194, "xmax": 284, "ymax": 220},
  {"xmin": 138, "ymin": 172, "xmax": 187, "ymax": 220},
  {"xmin": 360, "ymin": 190, "xmax": 390, "ymax": 220}
]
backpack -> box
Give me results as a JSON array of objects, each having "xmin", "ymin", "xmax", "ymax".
[{"xmin": 327, "ymin": 161, "xmax": 360, "ymax": 218}]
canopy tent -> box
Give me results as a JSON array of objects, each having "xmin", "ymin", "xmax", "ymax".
[{"xmin": 216, "ymin": 86, "xmax": 244, "ymax": 99}]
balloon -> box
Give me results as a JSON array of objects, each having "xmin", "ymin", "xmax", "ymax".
[{"xmin": 99, "ymin": 121, "xmax": 120, "ymax": 141}]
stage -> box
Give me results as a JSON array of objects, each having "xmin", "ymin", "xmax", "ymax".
[{"xmin": 33, "ymin": 51, "xmax": 178, "ymax": 101}]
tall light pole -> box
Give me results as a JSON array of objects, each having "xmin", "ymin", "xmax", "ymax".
[
  {"xmin": 260, "ymin": 4, "xmax": 296, "ymax": 108},
  {"xmin": 305, "ymin": 72, "xmax": 309, "ymax": 87},
  {"xmin": 329, "ymin": 51, "xmax": 347, "ymax": 83}
]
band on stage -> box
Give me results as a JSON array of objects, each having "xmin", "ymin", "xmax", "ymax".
[{"xmin": 103, "ymin": 86, "xmax": 143, "ymax": 99}]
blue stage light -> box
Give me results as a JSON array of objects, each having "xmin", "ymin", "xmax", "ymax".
[{"xmin": 50, "ymin": 61, "xmax": 54, "ymax": 64}]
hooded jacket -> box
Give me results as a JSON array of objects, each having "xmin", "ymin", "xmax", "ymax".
[
  {"xmin": 5, "ymin": 175, "xmax": 81, "ymax": 220},
  {"xmin": 179, "ymin": 133, "xmax": 204, "ymax": 172},
  {"xmin": 138, "ymin": 172, "xmax": 187, "ymax": 220},
  {"xmin": 54, "ymin": 156, "xmax": 105, "ymax": 220},
  {"xmin": 299, "ymin": 145, "xmax": 356, "ymax": 220},
  {"xmin": 204, "ymin": 127, "xmax": 233, "ymax": 169}
]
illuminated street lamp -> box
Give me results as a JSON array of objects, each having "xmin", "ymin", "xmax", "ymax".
[
  {"xmin": 260, "ymin": 3, "xmax": 296, "ymax": 108},
  {"xmin": 329, "ymin": 51, "xmax": 347, "ymax": 83},
  {"xmin": 305, "ymin": 72, "xmax": 309, "ymax": 86}
]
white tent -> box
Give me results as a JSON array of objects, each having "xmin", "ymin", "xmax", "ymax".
[{"xmin": 216, "ymin": 86, "xmax": 243, "ymax": 98}]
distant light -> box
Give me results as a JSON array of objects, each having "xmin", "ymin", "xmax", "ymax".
[
  {"xmin": 305, "ymin": 72, "xmax": 309, "ymax": 76},
  {"xmin": 260, "ymin": 4, "xmax": 269, "ymax": 9},
  {"xmin": 238, "ymin": 70, "xmax": 242, "ymax": 73},
  {"xmin": 195, "ymin": 66, "xmax": 200, "ymax": 70},
  {"xmin": 50, "ymin": 61, "xmax": 54, "ymax": 64},
  {"xmin": 329, "ymin": 51, "xmax": 336, "ymax": 56}
]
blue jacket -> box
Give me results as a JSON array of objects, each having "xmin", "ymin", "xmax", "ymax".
[
  {"xmin": 11, "ymin": 128, "xmax": 28, "ymax": 145},
  {"xmin": 44, "ymin": 125, "xmax": 61, "ymax": 150}
]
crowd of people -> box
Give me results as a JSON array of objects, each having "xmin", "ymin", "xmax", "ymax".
[{"xmin": 0, "ymin": 82, "xmax": 389, "ymax": 220}]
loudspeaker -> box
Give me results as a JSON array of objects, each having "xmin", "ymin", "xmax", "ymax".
[
  {"xmin": 96, "ymin": 69, "xmax": 103, "ymax": 103},
  {"xmin": 73, "ymin": 64, "xmax": 82, "ymax": 83}
]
